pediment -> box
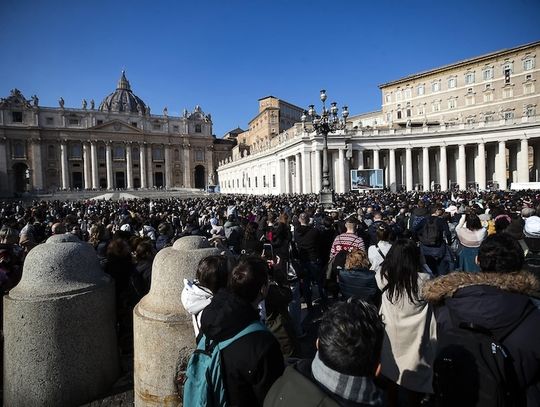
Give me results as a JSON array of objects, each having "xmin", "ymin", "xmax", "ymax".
[{"xmin": 91, "ymin": 120, "xmax": 142, "ymax": 133}]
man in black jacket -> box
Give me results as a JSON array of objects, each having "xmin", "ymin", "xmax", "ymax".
[
  {"xmin": 199, "ymin": 257, "xmax": 284, "ymax": 407},
  {"xmin": 264, "ymin": 300, "xmax": 384, "ymax": 407}
]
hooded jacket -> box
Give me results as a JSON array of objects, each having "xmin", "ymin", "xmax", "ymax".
[
  {"xmin": 180, "ymin": 279, "xmax": 213, "ymax": 337},
  {"xmin": 294, "ymin": 224, "xmax": 320, "ymax": 262},
  {"xmin": 423, "ymin": 271, "xmax": 540, "ymax": 406},
  {"xmin": 200, "ymin": 289, "xmax": 284, "ymax": 407}
]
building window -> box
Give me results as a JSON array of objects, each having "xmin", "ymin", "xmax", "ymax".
[
  {"xmin": 173, "ymin": 125, "xmax": 179, "ymax": 132},
  {"xmin": 404, "ymin": 88, "xmax": 412, "ymax": 99},
  {"xmin": 504, "ymin": 112, "xmax": 514, "ymax": 120},
  {"xmin": 195, "ymin": 124, "xmax": 202, "ymax": 133},
  {"xmin": 465, "ymin": 72, "xmax": 475, "ymax": 85},
  {"xmin": 526, "ymin": 106, "xmax": 536, "ymax": 117},
  {"xmin": 503, "ymin": 87, "xmax": 513, "ymax": 99},
  {"xmin": 396, "ymin": 90, "xmax": 403, "ymax": 101},
  {"xmin": 255, "ymin": 177, "xmax": 258, "ymax": 188},
  {"xmin": 272, "ymin": 174, "xmax": 276, "ymax": 187},
  {"xmin": 13, "ymin": 141, "xmax": 25, "ymax": 158},
  {"xmin": 152, "ymin": 123, "xmax": 161, "ymax": 131},
  {"xmin": 70, "ymin": 144, "xmax": 82, "ymax": 159},
  {"xmin": 523, "ymin": 58, "xmax": 535, "ymax": 71},
  {"xmin": 385, "ymin": 93, "xmax": 391, "ymax": 103},
  {"xmin": 432, "ymin": 81, "xmax": 440, "ymax": 92},
  {"xmin": 195, "ymin": 150, "xmax": 204, "ymax": 161},
  {"xmin": 113, "ymin": 146, "xmax": 125, "ymax": 160},
  {"xmin": 448, "ymin": 77, "xmax": 457, "ymax": 88},
  {"xmin": 485, "ymin": 83, "xmax": 491, "ymax": 90},
  {"xmin": 482, "ymin": 68, "xmax": 493, "ymax": 81},
  {"xmin": 504, "ymin": 68, "xmax": 511, "ymax": 84},
  {"xmin": 152, "ymin": 147, "xmax": 163, "ymax": 161},
  {"xmin": 263, "ymin": 175, "xmax": 266, "ymax": 187},
  {"xmin": 96, "ymin": 119, "xmax": 103, "ymax": 125},
  {"xmin": 465, "ymin": 95, "xmax": 475, "ymax": 106},
  {"xmin": 68, "ymin": 118, "xmax": 80, "ymax": 126},
  {"xmin": 448, "ymin": 99, "xmax": 457, "ymax": 109},
  {"xmin": 502, "ymin": 62, "xmax": 513, "ymax": 74},
  {"xmin": 48, "ymin": 145, "xmax": 55, "ymax": 159},
  {"xmin": 417, "ymin": 84, "xmax": 425, "ymax": 95},
  {"xmin": 524, "ymin": 83, "xmax": 535, "ymax": 94},
  {"xmin": 484, "ymin": 92, "xmax": 493, "ymax": 103},
  {"xmin": 396, "ymin": 110, "xmax": 402, "ymax": 119},
  {"xmin": 131, "ymin": 122, "xmax": 138, "ymax": 128},
  {"xmin": 431, "ymin": 102, "xmax": 441, "ymax": 112},
  {"xmin": 46, "ymin": 117, "xmax": 54, "ymax": 125},
  {"xmin": 12, "ymin": 111, "xmax": 23, "ymax": 123}
]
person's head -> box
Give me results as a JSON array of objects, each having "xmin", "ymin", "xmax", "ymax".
[
  {"xmin": 345, "ymin": 249, "xmax": 370, "ymax": 270},
  {"xmin": 494, "ymin": 216, "xmax": 511, "ymax": 234},
  {"xmin": 381, "ymin": 238, "xmax": 422, "ymax": 303},
  {"xmin": 298, "ymin": 212, "xmax": 309, "ymax": 226},
  {"xmin": 477, "ymin": 234, "xmax": 524, "ymax": 273},
  {"xmin": 0, "ymin": 227, "xmax": 19, "ymax": 244},
  {"xmin": 228, "ymin": 256, "xmax": 269, "ymax": 305},
  {"xmin": 372, "ymin": 211, "xmax": 383, "ymax": 221},
  {"xmin": 51, "ymin": 222, "xmax": 66, "ymax": 235},
  {"xmin": 344, "ymin": 216, "xmax": 358, "ymax": 233},
  {"xmin": 278, "ymin": 212, "xmax": 289, "ymax": 225},
  {"xmin": 465, "ymin": 213, "xmax": 482, "ymax": 231},
  {"xmin": 317, "ymin": 300, "xmax": 383, "ymax": 376},
  {"xmin": 196, "ymin": 255, "xmax": 229, "ymax": 294},
  {"xmin": 135, "ymin": 240, "xmax": 155, "ymax": 262},
  {"xmin": 376, "ymin": 223, "xmax": 392, "ymax": 242}
]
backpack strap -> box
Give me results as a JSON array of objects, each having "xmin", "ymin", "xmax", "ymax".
[
  {"xmin": 217, "ymin": 321, "xmax": 268, "ymax": 351},
  {"xmin": 376, "ymin": 244, "xmax": 386, "ymax": 260}
]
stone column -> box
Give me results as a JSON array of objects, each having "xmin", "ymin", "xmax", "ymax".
[
  {"xmin": 458, "ymin": 144, "xmax": 467, "ymax": 189},
  {"xmin": 497, "ymin": 141, "xmax": 507, "ymax": 190},
  {"xmin": 301, "ymin": 150, "xmax": 312, "ymax": 194},
  {"xmin": 477, "ymin": 143, "xmax": 486, "ymax": 190},
  {"xmin": 31, "ymin": 140, "xmax": 44, "ymax": 191},
  {"xmin": 106, "ymin": 142, "xmax": 113, "ymax": 190},
  {"xmin": 294, "ymin": 153, "xmax": 301, "ymax": 193},
  {"xmin": 147, "ymin": 144, "xmax": 154, "ymax": 188},
  {"xmin": 0, "ymin": 138, "xmax": 8, "ymax": 194},
  {"xmin": 440, "ymin": 145, "xmax": 448, "ymax": 191},
  {"xmin": 422, "ymin": 147, "xmax": 430, "ymax": 191},
  {"xmin": 133, "ymin": 237, "xmax": 220, "ymax": 407},
  {"xmin": 139, "ymin": 143, "xmax": 147, "ymax": 189},
  {"xmin": 83, "ymin": 143, "xmax": 91, "ymax": 189},
  {"xmin": 279, "ymin": 159, "xmax": 286, "ymax": 193},
  {"xmin": 338, "ymin": 148, "xmax": 346, "ymax": 193},
  {"xmin": 373, "ymin": 149, "xmax": 380, "ymax": 169},
  {"xmin": 314, "ymin": 150, "xmax": 322, "ymax": 192},
  {"xmin": 90, "ymin": 141, "xmax": 99, "ymax": 189},
  {"xmin": 284, "ymin": 157, "xmax": 290, "ymax": 193},
  {"xmin": 165, "ymin": 144, "xmax": 172, "ymax": 189},
  {"xmin": 357, "ymin": 150, "xmax": 364, "ymax": 170},
  {"xmin": 60, "ymin": 141, "xmax": 69, "ymax": 190},
  {"xmin": 518, "ymin": 138, "xmax": 529, "ymax": 183},
  {"xmin": 405, "ymin": 147, "xmax": 413, "ymax": 191},
  {"xmin": 126, "ymin": 143, "xmax": 134, "ymax": 189},
  {"xmin": 389, "ymin": 149, "xmax": 396, "ymax": 192},
  {"xmin": 4, "ymin": 234, "xmax": 119, "ymax": 406},
  {"xmin": 183, "ymin": 145, "xmax": 190, "ymax": 187}
]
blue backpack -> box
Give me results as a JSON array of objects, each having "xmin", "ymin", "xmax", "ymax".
[{"xmin": 183, "ymin": 321, "xmax": 268, "ymax": 407}]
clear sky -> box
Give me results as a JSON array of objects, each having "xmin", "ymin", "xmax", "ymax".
[{"xmin": 1, "ymin": 0, "xmax": 539, "ymax": 137}]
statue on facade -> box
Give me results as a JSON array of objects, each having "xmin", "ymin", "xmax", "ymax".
[
  {"xmin": 163, "ymin": 107, "xmax": 168, "ymax": 117},
  {"xmin": 82, "ymin": 99, "xmax": 87, "ymax": 109},
  {"xmin": 183, "ymin": 108, "xmax": 188, "ymax": 118},
  {"xmin": 406, "ymin": 119, "xmax": 411, "ymax": 128},
  {"xmin": 90, "ymin": 99, "xmax": 95, "ymax": 109},
  {"xmin": 31, "ymin": 95, "xmax": 39, "ymax": 107},
  {"xmin": 58, "ymin": 97, "xmax": 64, "ymax": 108},
  {"xmin": 146, "ymin": 105, "xmax": 151, "ymax": 115}
]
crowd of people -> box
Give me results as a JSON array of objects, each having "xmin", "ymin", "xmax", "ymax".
[{"xmin": 1, "ymin": 188, "xmax": 540, "ymax": 406}]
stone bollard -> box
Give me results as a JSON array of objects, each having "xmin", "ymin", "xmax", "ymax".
[
  {"xmin": 3, "ymin": 234, "xmax": 119, "ymax": 407},
  {"xmin": 134, "ymin": 236, "xmax": 220, "ymax": 406}
]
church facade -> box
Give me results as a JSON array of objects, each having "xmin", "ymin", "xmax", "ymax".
[{"xmin": 0, "ymin": 72, "xmax": 234, "ymax": 197}]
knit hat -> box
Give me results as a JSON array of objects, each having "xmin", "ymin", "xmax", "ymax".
[{"xmin": 524, "ymin": 216, "xmax": 540, "ymax": 238}]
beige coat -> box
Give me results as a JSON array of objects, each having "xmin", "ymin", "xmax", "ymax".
[{"xmin": 375, "ymin": 271, "xmax": 437, "ymax": 394}]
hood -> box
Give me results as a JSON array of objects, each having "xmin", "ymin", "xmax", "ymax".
[
  {"xmin": 200, "ymin": 289, "xmax": 259, "ymax": 341},
  {"xmin": 423, "ymin": 271, "xmax": 539, "ymax": 337},
  {"xmin": 181, "ymin": 279, "xmax": 213, "ymax": 316}
]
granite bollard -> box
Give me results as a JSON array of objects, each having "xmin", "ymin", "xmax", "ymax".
[
  {"xmin": 134, "ymin": 236, "xmax": 220, "ymax": 406},
  {"xmin": 3, "ymin": 234, "xmax": 120, "ymax": 407}
]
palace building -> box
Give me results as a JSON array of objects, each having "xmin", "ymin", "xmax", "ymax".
[
  {"xmin": 0, "ymin": 72, "xmax": 234, "ymax": 197},
  {"xmin": 217, "ymin": 41, "xmax": 540, "ymax": 194}
]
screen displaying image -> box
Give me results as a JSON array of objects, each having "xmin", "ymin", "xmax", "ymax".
[{"xmin": 350, "ymin": 169, "xmax": 384, "ymax": 190}]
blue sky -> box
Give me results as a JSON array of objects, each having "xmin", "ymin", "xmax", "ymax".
[{"xmin": 1, "ymin": 0, "xmax": 539, "ymax": 136}]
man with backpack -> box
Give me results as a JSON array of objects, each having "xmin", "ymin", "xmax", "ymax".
[
  {"xmin": 184, "ymin": 256, "xmax": 284, "ymax": 407},
  {"xmin": 415, "ymin": 206, "xmax": 452, "ymax": 276},
  {"xmin": 423, "ymin": 234, "xmax": 540, "ymax": 406}
]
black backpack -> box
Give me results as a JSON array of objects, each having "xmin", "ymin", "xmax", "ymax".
[
  {"xmin": 418, "ymin": 217, "xmax": 442, "ymax": 247},
  {"xmin": 433, "ymin": 320, "xmax": 522, "ymax": 407}
]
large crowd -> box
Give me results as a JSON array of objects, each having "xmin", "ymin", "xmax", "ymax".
[{"xmin": 1, "ymin": 189, "xmax": 540, "ymax": 406}]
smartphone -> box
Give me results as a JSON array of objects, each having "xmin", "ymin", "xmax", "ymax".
[{"xmin": 262, "ymin": 243, "xmax": 274, "ymax": 261}]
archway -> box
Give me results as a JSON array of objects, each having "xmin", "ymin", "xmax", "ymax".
[
  {"xmin": 12, "ymin": 163, "xmax": 29, "ymax": 193},
  {"xmin": 194, "ymin": 165, "xmax": 205, "ymax": 189}
]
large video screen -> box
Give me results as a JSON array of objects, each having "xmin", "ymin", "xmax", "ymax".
[{"xmin": 350, "ymin": 169, "xmax": 384, "ymax": 190}]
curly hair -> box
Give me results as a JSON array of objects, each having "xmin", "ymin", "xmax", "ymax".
[
  {"xmin": 345, "ymin": 249, "xmax": 370, "ymax": 270},
  {"xmin": 477, "ymin": 233, "xmax": 524, "ymax": 273}
]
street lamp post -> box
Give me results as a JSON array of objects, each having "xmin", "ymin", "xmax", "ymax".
[{"xmin": 301, "ymin": 89, "xmax": 349, "ymax": 208}]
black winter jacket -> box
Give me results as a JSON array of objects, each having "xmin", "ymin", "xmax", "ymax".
[
  {"xmin": 200, "ymin": 289, "xmax": 284, "ymax": 407},
  {"xmin": 294, "ymin": 225, "xmax": 320, "ymax": 262},
  {"xmin": 423, "ymin": 271, "xmax": 540, "ymax": 406}
]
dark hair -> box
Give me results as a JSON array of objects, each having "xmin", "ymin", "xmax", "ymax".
[
  {"xmin": 477, "ymin": 234, "xmax": 524, "ymax": 273},
  {"xmin": 465, "ymin": 214, "xmax": 482, "ymax": 231},
  {"xmin": 228, "ymin": 256, "xmax": 269, "ymax": 303},
  {"xmin": 380, "ymin": 238, "xmax": 422, "ymax": 303},
  {"xmin": 196, "ymin": 255, "xmax": 230, "ymax": 294},
  {"xmin": 494, "ymin": 217, "xmax": 510, "ymax": 234},
  {"xmin": 376, "ymin": 223, "xmax": 392, "ymax": 242},
  {"xmin": 318, "ymin": 300, "xmax": 383, "ymax": 376}
]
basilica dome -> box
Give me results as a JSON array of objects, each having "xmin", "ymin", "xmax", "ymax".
[{"xmin": 98, "ymin": 71, "xmax": 147, "ymax": 114}]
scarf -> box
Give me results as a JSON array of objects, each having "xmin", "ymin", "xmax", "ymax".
[{"xmin": 311, "ymin": 352, "xmax": 382, "ymax": 406}]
